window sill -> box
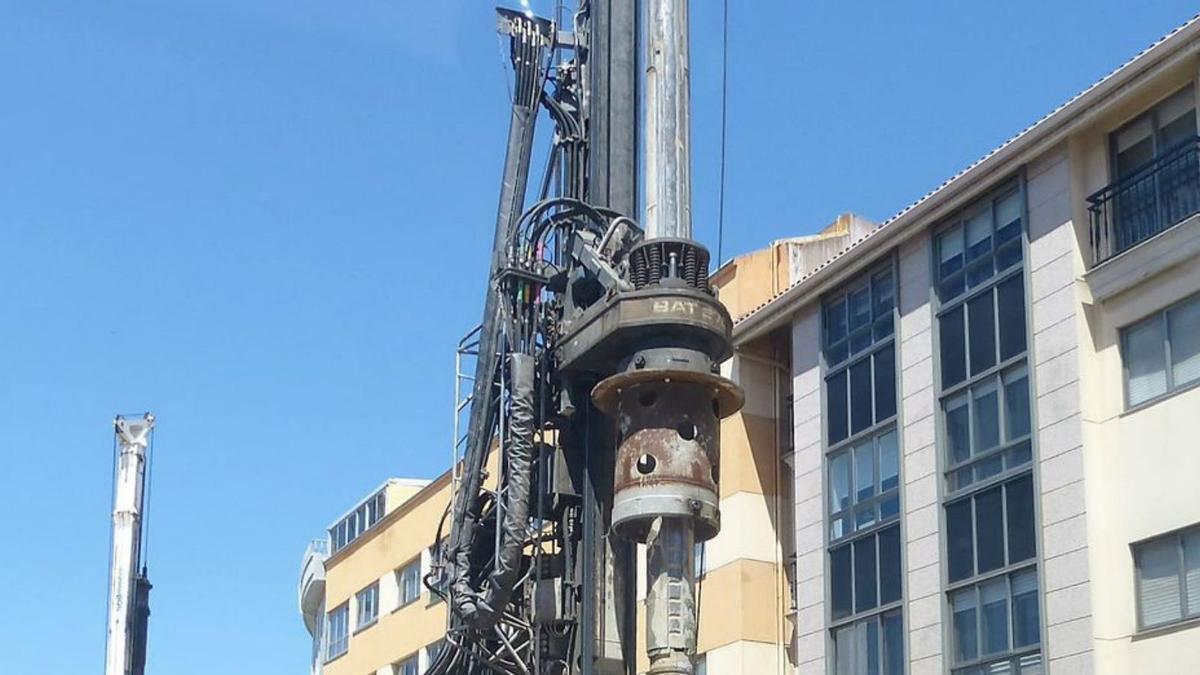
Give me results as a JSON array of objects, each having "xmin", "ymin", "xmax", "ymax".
[
  {"xmin": 393, "ymin": 597, "xmax": 421, "ymax": 614},
  {"xmin": 1133, "ymin": 615, "xmax": 1200, "ymax": 641},
  {"xmin": 1122, "ymin": 377, "xmax": 1200, "ymax": 417},
  {"xmin": 352, "ymin": 619, "xmax": 377, "ymax": 636},
  {"xmin": 323, "ymin": 649, "xmax": 349, "ymax": 665}
]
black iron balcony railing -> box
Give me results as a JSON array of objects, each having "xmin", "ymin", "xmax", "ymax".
[{"xmin": 1088, "ymin": 137, "xmax": 1200, "ymax": 266}]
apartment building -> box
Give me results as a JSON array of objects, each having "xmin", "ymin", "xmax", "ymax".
[
  {"xmin": 299, "ymin": 477, "xmax": 449, "ymax": 675},
  {"xmin": 730, "ymin": 15, "xmax": 1200, "ymax": 675}
]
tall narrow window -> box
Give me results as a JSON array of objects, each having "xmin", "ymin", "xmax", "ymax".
[
  {"xmin": 824, "ymin": 260, "xmax": 903, "ymax": 674},
  {"xmin": 326, "ymin": 603, "xmax": 349, "ymax": 661},
  {"xmin": 399, "ymin": 558, "xmax": 422, "ymax": 607},
  {"xmin": 356, "ymin": 582, "xmax": 379, "ymax": 629},
  {"xmin": 935, "ymin": 184, "xmax": 1042, "ymax": 674}
]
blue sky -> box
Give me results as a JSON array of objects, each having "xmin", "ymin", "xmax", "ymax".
[{"xmin": 0, "ymin": 1, "xmax": 1195, "ymax": 672}]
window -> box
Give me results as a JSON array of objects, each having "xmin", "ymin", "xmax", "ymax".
[
  {"xmin": 1134, "ymin": 525, "xmax": 1200, "ymax": 630},
  {"xmin": 936, "ymin": 189, "xmax": 1024, "ymax": 305},
  {"xmin": 426, "ymin": 638, "xmax": 448, "ymax": 666},
  {"xmin": 824, "ymin": 264, "xmax": 898, "ymax": 445},
  {"xmin": 330, "ymin": 489, "xmax": 388, "ymax": 553},
  {"xmin": 325, "ymin": 603, "xmax": 349, "ymax": 661},
  {"xmin": 398, "ymin": 558, "xmax": 422, "ymax": 608},
  {"xmin": 427, "ymin": 539, "xmax": 449, "ymax": 604},
  {"xmin": 394, "ymin": 655, "xmax": 419, "ymax": 675},
  {"xmin": 694, "ymin": 654, "xmax": 707, "ymax": 675},
  {"xmin": 829, "ymin": 429, "xmax": 900, "ymax": 541},
  {"xmin": 824, "ymin": 261, "xmax": 904, "ymax": 674},
  {"xmin": 356, "ymin": 582, "xmax": 379, "ymax": 630},
  {"xmin": 936, "ymin": 184, "xmax": 1042, "ymax": 675},
  {"xmin": 1112, "ymin": 85, "xmax": 1196, "ymax": 181},
  {"xmin": 1122, "ymin": 293, "xmax": 1200, "ymax": 407},
  {"xmin": 950, "ymin": 569, "xmax": 1041, "ymax": 672},
  {"xmin": 832, "ymin": 608, "xmax": 904, "ymax": 675},
  {"xmin": 694, "ymin": 541, "xmax": 707, "ymax": 578}
]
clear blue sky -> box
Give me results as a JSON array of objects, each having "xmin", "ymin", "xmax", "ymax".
[{"xmin": 0, "ymin": 1, "xmax": 1194, "ymax": 672}]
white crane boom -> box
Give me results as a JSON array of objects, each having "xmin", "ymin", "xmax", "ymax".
[{"xmin": 105, "ymin": 413, "xmax": 155, "ymax": 675}]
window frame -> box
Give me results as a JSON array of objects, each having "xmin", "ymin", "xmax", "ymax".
[
  {"xmin": 397, "ymin": 556, "xmax": 423, "ymax": 609},
  {"xmin": 355, "ymin": 582, "xmax": 380, "ymax": 632},
  {"xmin": 1121, "ymin": 291, "xmax": 1200, "ymax": 410},
  {"xmin": 821, "ymin": 255, "xmax": 906, "ymax": 671},
  {"xmin": 932, "ymin": 177, "xmax": 1046, "ymax": 674},
  {"xmin": 325, "ymin": 602, "xmax": 350, "ymax": 662},
  {"xmin": 393, "ymin": 654, "xmax": 420, "ymax": 675},
  {"xmin": 831, "ymin": 607, "xmax": 906, "ymax": 675},
  {"xmin": 1133, "ymin": 524, "xmax": 1200, "ymax": 631},
  {"xmin": 1109, "ymin": 83, "xmax": 1198, "ymax": 182}
]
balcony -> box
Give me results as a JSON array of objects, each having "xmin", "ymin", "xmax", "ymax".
[
  {"xmin": 298, "ymin": 538, "xmax": 330, "ymax": 636},
  {"xmin": 1088, "ymin": 137, "xmax": 1200, "ymax": 266}
]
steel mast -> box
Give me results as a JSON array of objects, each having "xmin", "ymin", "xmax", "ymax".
[{"xmin": 105, "ymin": 413, "xmax": 155, "ymax": 675}]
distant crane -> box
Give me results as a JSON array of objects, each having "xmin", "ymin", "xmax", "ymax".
[{"xmin": 105, "ymin": 413, "xmax": 156, "ymax": 675}]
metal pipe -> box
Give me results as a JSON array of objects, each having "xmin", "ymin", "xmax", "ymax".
[
  {"xmin": 645, "ymin": 517, "xmax": 697, "ymax": 675},
  {"xmin": 644, "ymin": 0, "xmax": 692, "ymax": 239}
]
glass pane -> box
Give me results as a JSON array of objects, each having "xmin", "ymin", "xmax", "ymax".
[
  {"xmin": 975, "ymin": 486, "xmax": 1006, "ymax": 574},
  {"xmin": 1139, "ymin": 537, "xmax": 1183, "ymax": 627},
  {"xmin": 850, "ymin": 286, "xmax": 872, "ymax": 332},
  {"xmin": 856, "ymin": 505, "xmax": 878, "ymax": 531},
  {"xmin": 880, "ymin": 494, "xmax": 900, "ymax": 520},
  {"xmin": 947, "ymin": 499, "xmax": 975, "ymax": 582},
  {"xmin": 996, "ymin": 240, "xmax": 1023, "ymax": 271},
  {"xmin": 828, "ymin": 371, "xmax": 849, "ymax": 444},
  {"xmin": 981, "ymin": 577, "xmax": 1010, "ymax": 655},
  {"xmin": 952, "ymin": 588, "xmax": 979, "ymax": 662},
  {"xmin": 1184, "ymin": 531, "xmax": 1200, "ymax": 615},
  {"xmin": 851, "ymin": 359, "xmax": 874, "ymax": 435},
  {"xmin": 1158, "ymin": 85, "xmax": 1197, "ymax": 149},
  {"xmin": 879, "ymin": 430, "xmax": 899, "ymax": 493},
  {"xmin": 855, "ymin": 438, "xmax": 876, "ymax": 502},
  {"xmin": 997, "ymin": 276, "xmax": 1027, "ymax": 361},
  {"xmin": 966, "ymin": 207, "xmax": 993, "ymax": 262},
  {"xmin": 831, "ymin": 544, "xmax": 853, "ymax": 620},
  {"xmin": 879, "ymin": 525, "xmax": 902, "ymax": 605},
  {"xmin": 1169, "ymin": 299, "xmax": 1200, "ymax": 387},
  {"xmin": 827, "ymin": 299, "xmax": 848, "ymax": 346},
  {"xmin": 1004, "ymin": 475, "xmax": 1036, "ymax": 564},
  {"xmin": 873, "ymin": 270, "xmax": 895, "ymax": 316},
  {"xmin": 976, "ymin": 452, "xmax": 1003, "ymax": 482},
  {"xmin": 1007, "ymin": 440, "xmax": 1033, "ymax": 469},
  {"xmin": 1012, "ymin": 569, "xmax": 1041, "ymax": 648},
  {"xmin": 947, "ymin": 393, "xmax": 971, "ymax": 465},
  {"xmin": 830, "ymin": 451, "xmax": 852, "ymax": 514},
  {"xmin": 940, "ymin": 225, "xmax": 965, "ymax": 279},
  {"xmin": 865, "ymin": 618, "xmax": 881, "ymax": 675},
  {"xmin": 835, "ymin": 624, "xmax": 855, "ymax": 675},
  {"xmin": 831, "ymin": 515, "xmax": 847, "ymax": 540},
  {"xmin": 883, "ymin": 611, "xmax": 904, "ymax": 675},
  {"xmin": 942, "ymin": 306, "xmax": 968, "ymax": 388},
  {"xmin": 969, "ymin": 292, "xmax": 997, "ymax": 376},
  {"xmin": 1126, "ymin": 316, "xmax": 1168, "ymax": 406},
  {"xmin": 855, "ymin": 536, "xmax": 879, "ymax": 613},
  {"xmin": 974, "ymin": 383, "xmax": 1001, "ymax": 453},
  {"xmin": 996, "ymin": 192, "xmax": 1022, "ymax": 243},
  {"xmin": 1004, "ymin": 366, "xmax": 1031, "ymax": 440},
  {"xmin": 875, "ymin": 349, "xmax": 897, "ymax": 423}
]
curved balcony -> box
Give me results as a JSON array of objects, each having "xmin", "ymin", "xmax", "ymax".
[{"xmin": 298, "ymin": 538, "xmax": 330, "ymax": 636}]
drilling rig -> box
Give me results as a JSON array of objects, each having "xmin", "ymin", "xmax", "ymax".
[
  {"xmin": 426, "ymin": 1, "xmax": 740, "ymax": 674},
  {"xmin": 105, "ymin": 413, "xmax": 155, "ymax": 675}
]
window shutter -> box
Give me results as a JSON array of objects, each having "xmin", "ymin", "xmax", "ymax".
[
  {"xmin": 1169, "ymin": 299, "xmax": 1200, "ymax": 388},
  {"xmin": 1126, "ymin": 318, "xmax": 1167, "ymax": 406},
  {"xmin": 1139, "ymin": 538, "xmax": 1182, "ymax": 627},
  {"xmin": 1185, "ymin": 531, "xmax": 1200, "ymax": 616}
]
